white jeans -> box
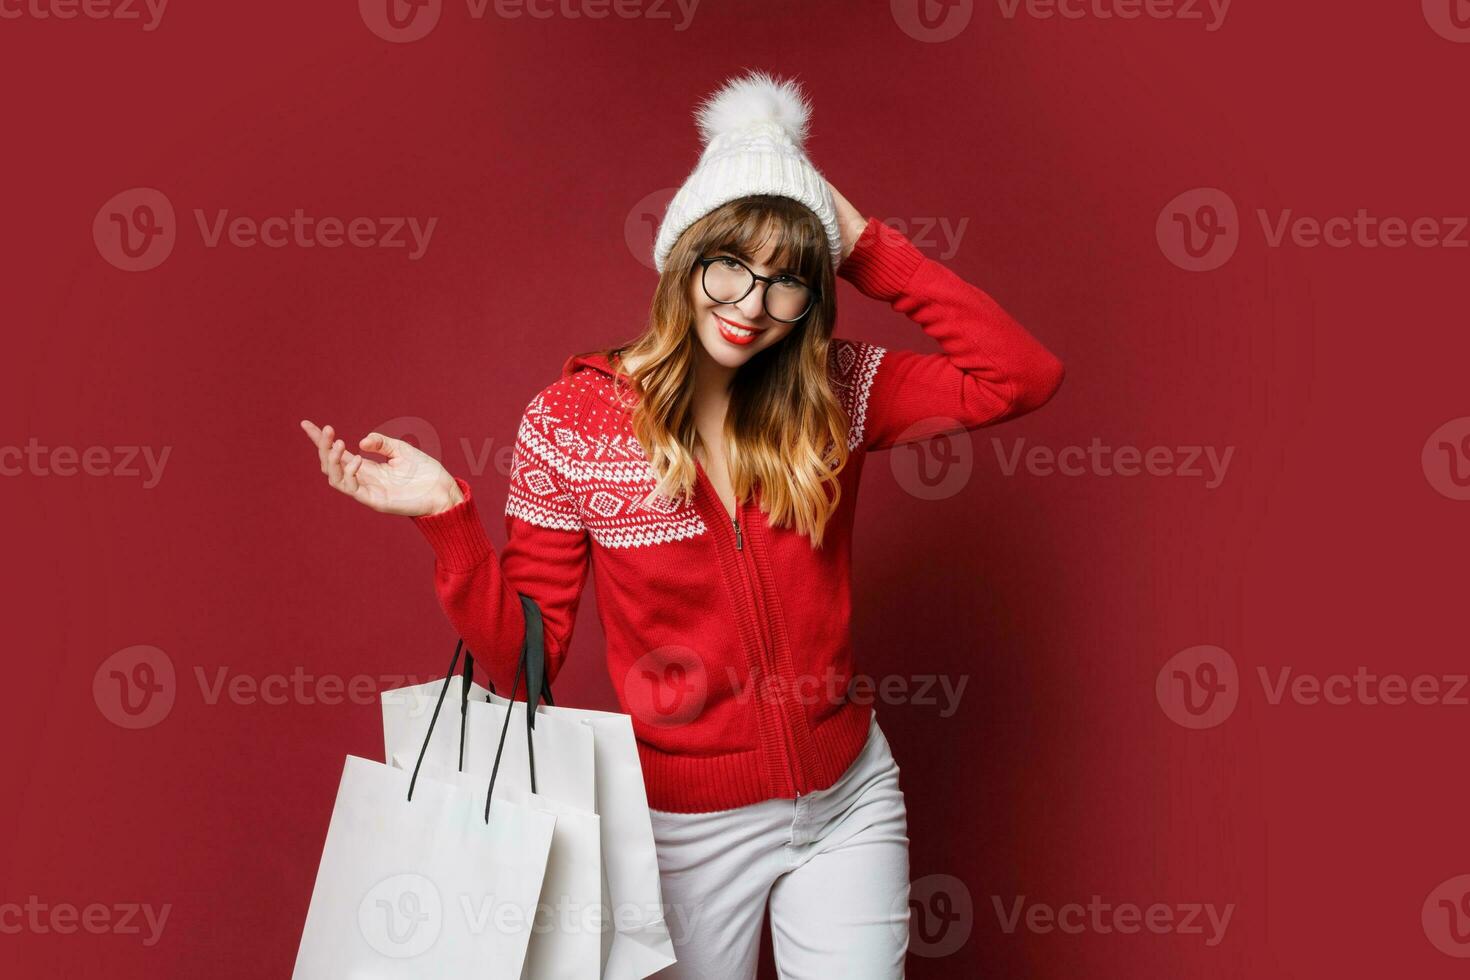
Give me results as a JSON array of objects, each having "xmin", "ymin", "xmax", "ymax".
[{"xmin": 648, "ymin": 712, "xmax": 911, "ymax": 979}]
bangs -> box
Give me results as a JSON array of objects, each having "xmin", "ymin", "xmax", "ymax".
[{"xmin": 703, "ymin": 196, "xmax": 827, "ymax": 282}]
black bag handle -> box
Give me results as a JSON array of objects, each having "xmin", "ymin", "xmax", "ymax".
[
  {"xmin": 462, "ymin": 595, "xmax": 554, "ymax": 755},
  {"xmin": 472, "ymin": 599, "xmax": 556, "ymax": 709},
  {"xmin": 458, "ymin": 640, "xmax": 474, "ymax": 772},
  {"xmin": 406, "ymin": 594, "xmax": 555, "ymax": 826}
]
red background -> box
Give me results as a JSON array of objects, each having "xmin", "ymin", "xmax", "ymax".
[{"xmin": 3, "ymin": 1, "xmax": 1467, "ymax": 976}]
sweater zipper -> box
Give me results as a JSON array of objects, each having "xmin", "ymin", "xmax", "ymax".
[{"xmin": 731, "ymin": 503, "xmax": 803, "ymax": 798}]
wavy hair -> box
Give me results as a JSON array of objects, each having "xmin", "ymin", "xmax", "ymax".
[{"xmin": 579, "ymin": 195, "xmax": 850, "ymax": 548}]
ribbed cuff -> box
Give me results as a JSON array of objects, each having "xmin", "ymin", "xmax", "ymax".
[
  {"xmin": 836, "ymin": 216, "xmax": 926, "ymax": 300},
  {"xmin": 410, "ymin": 475, "xmax": 494, "ymax": 572}
]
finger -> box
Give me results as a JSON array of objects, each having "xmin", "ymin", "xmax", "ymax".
[
  {"xmin": 301, "ymin": 421, "xmax": 335, "ymax": 473},
  {"xmin": 340, "ymin": 458, "xmax": 384, "ymax": 510},
  {"xmin": 326, "ymin": 438, "xmax": 346, "ymax": 487},
  {"xmin": 359, "ymin": 431, "xmax": 401, "ymax": 460},
  {"xmin": 315, "ymin": 424, "xmax": 337, "ymax": 473},
  {"xmin": 303, "ymin": 420, "xmax": 332, "ymax": 470},
  {"xmin": 352, "ymin": 456, "xmax": 383, "ymax": 486},
  {"xmin": 342, "ymin": 452, "xmax": 363, "ymax": 494}
]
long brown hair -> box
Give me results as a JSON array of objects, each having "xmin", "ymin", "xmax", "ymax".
[{"xmin": 581, "ymin": 195, "xmax": 850, "ymax": 548}]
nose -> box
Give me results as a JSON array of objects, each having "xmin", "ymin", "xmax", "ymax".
[{"xmin": 734, "ymin": 280, "xmax": 767, "ymax": 322}]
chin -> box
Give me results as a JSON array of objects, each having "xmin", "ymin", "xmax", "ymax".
[{"xmin": 701, "ymin": 345, "xmax": 751, "ymax": 370}]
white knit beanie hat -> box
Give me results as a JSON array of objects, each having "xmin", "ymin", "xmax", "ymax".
[{"xmin": 652, "ymin": 69, "xmax": 843, "ymax": 275}]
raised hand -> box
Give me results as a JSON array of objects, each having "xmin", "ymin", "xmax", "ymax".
[{"xmin": 299, "ymin": 419, "xmax": 463, "ymax": 517}]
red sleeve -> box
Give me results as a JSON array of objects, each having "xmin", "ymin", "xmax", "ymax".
[
  {"xmin": 409, "ymin": 387, "xmax": 592, "ymax": 698},
  {"xmin": 832, "ymin": 216, "xmax": 1065, "ymax": 451}
]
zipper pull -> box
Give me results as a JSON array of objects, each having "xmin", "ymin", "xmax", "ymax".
[{"xmin": 732, "ymin": 515, "xmax": 743, "ymax": 550}]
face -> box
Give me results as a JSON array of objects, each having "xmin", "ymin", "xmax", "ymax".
[{"xmin": 688, "ymin": 229, "xmax": 811, "ymax": 370}]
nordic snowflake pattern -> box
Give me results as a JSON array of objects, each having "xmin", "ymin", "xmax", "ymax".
[{"xmin": 505, "ymin": 338, "xmax": 885, "ymax": 548}]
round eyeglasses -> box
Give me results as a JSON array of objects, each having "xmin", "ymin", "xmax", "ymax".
[{"xmin": 694, "ymin": 255, "xmax": 818, "ymax": 324}]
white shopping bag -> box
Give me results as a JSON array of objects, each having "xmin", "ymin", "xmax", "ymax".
[
  {"xmin": 401, "ymin": 754, "xmax": 605, "ymax": 980},
  {"xmin": 390, "ymin": 592, "xmax": 674, "ymax": 979},
  {"xmin": 292, "ymin": 755, "xmax": 556, "ymax": 979},
  {"xmin": 489, "ymin": 693, "xmax": 677, "ymax": 980},
  {"xmin": 382, "ymin": 678, "xmax": 597, "ymax": 813}
]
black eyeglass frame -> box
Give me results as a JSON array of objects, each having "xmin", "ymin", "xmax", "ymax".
[{"xmin": 693, "ymin": 255, "xmax": 820, "ymax": 324}]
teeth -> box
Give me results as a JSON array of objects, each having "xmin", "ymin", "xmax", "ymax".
[{"xmin": 721, "ymin": 319, "xmax": 754, "ymax": 338}]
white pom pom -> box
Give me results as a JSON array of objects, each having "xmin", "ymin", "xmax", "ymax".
[{"xmin": 694, "ymin": 69, "xmax": 812, "ymax": 148}]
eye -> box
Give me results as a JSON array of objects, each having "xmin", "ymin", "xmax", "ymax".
[
  {"xmin": 714, "ymin": 256, "xmax": 743, "ymax": 270},
  {"xmin": 771, "ymin": 276, "xmax": 806, "ymax": 290}
]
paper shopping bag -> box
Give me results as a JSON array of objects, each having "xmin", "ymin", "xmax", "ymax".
[
  {"xmin": 382, "ymin": 678, "xmax": 596, "ymax": 812},
  {"xmin": 401, "ymin": 754, "xmax": 605, "ymax": 980},
  {"xmin": 390, "ymin": 592, "xmax": 673, "ymax": 978},
  {"xmin": 382, "ymin": 603, "xmax": 602, "ymax": 978},
  {"xmin": 379, "ymin": 675, "xmax": 491, "ymax": 765},
  {"xmin": 490, "ymin": 694, "xmax": 677, "ymax": 980},
  {"xmin": 291, "ymin": 755, "xmax": 556, "ymax": 979}
]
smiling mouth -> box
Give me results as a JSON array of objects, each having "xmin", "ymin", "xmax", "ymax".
[{"xmin": 714, "ymin": 312, "xmax": 763, "ymax": 345}]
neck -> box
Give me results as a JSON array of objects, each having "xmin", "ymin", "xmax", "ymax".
[
  {"xmin": 689, "ymin": 343, "xmax": 735, "ymax": 456},
  {"xmin": 692, "ymin": 341, "xmax": 737, "ymax": 397}
]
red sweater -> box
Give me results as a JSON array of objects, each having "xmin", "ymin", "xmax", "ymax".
[{"xmin": 411, "ymin": 216, "xmax": 1064, "ymax": 813}]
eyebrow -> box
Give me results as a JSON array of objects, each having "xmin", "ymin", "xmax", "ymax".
[{"xmin": 716, "ymin": 246, "xmax": 801, "ymax": 276}]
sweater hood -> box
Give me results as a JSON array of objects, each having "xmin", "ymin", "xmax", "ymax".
[
  {"xmin": 561, "ymin": 349, "xmax": 637, "ymax": 410},
  {"xmin": 561, "ymin": 350, "xmax": 617, "ymax": 379}
]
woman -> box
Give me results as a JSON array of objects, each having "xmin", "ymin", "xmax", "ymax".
[{"xmin": 300, "ymin": 70, "xmax": 1063, "ymax": 979}]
